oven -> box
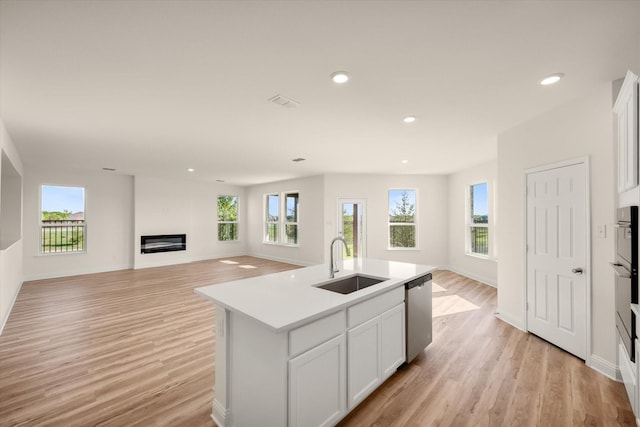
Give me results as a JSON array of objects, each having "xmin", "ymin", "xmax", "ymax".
[{"xmin": 612, "ymin": 206, "xmax": 638, "ymax": 362}]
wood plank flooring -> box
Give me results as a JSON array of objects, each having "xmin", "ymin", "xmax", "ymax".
[
  {"xmin": 0, "ymin": 258, "xmax": 634, "ymax": 426},
  {"xmin": 338, "ymin": 271, "xmax": 635, "ymax": 427}
]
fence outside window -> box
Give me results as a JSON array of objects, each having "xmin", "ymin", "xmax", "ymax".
[{"xmin": 41, "ymin": 220, "xmax": 85, "ymax": 253}]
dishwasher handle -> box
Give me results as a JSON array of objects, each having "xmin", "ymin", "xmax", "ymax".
[{"xmin": 405, "ymin": 273, "xmax": 432, "ymax": 290}]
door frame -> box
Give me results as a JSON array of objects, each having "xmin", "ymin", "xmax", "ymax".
[
  {"xmin": 337, "ymin": 198, "xmax": 367, "ymax": 258},
  {"xmin": 523, "ymin": 156, "xmax": 591, "ymax": 365}
]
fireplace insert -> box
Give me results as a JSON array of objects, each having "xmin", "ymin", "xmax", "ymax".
[{"xmin": 140, "ymin": 234, "xmax": 186, "ymax": 254}]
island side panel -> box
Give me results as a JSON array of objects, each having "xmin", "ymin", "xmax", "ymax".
[
  {"xmin": 230, "ymin": 311, "xmax": 288, "ymax": 426},
  {"xmin": 212, "ymin": 306, "xmax": 231, "ymax": 426}
]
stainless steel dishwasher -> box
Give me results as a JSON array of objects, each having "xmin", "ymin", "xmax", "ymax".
[{"xmin": 405, "ymin": 273, "xmax": 432, "ymax": 363}]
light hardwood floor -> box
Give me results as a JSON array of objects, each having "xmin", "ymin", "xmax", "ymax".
[{"xmin": 0, "ymin": 257, "xmax": 634, "ymax": 426}]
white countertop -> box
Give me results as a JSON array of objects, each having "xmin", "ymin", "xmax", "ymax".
[{"xmin": 195, "ymin": 258, "xmax": 437, "ymax": 333}]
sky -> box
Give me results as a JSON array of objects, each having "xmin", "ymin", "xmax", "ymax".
[
  {"xmin": 268, "ymin": 194, "xmax": 279, "ymax": 219},
  {"xmin": 388, "ymin": 190, "xmax": 416, "ymax": 213},
  {"xmin": 472, "ymin": 183, "xmax": 488, "ymax": 215},
  {"xmin": 41, "ymin": 185, "xmax": 85, "ymax": 213}
]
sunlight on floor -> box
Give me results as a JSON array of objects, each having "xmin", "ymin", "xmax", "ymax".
[
  {"xmin": 432, "ymin": 282, "xmax": 447, "ymax": 293},
  {"xmin": 219, "ymin": 260, "xmax": 257, "ymax": 269},
  {"xmin": 433, "ymin": 294, "xmax": 479, "ymax": 317}
]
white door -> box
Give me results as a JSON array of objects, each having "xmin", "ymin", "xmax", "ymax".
[
  {"xmin": 526, "ymin": 161, "xmax": 588, "ymax": 360},
  {"xmin": 337, "ymin": 199, "xmax": 367, "ymax": 258}
]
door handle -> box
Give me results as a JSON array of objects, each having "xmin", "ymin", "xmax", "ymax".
[{"xmin": 572, "ymin": 268, "xmax": 583, "ymax": 275}]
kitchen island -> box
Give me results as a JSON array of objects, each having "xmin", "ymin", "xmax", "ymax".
[{"xmin": 195, "ymin": 258, "xmax": 436, "ymax": 427}]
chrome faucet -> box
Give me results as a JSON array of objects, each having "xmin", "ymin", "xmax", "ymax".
[{"xmin": 330, "ymin": 236, "xmax": 351, "ymax": 278}]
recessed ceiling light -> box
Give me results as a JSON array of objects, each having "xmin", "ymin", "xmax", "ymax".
[
  {"xmin": 403, "ymin": 116, "xmax": 416, "ymax": 123},
  {"xmin": 401, "ymin": 160, "xmax": 409, "ymax": 164},
  {"xmin": 292, "ymin": 158, "xmax": 306, "ymax": 162},
  {"xmin": 540, "ymin": 73, "xmax": 564, "ymax": 85},
  {"xmin": 216, "ymin": 179, "xmax": 225, "ymax": 183},
  {"xmin": 102, "ymin": 167, "xmax": 116, "ymax": 171},
  {"xmin": 330, "ymin": 71, "xmax": 350, "ymax": 84},
  {"xmin": 187, "ymin": 168, "xmax": 195, "ymax": 172}
]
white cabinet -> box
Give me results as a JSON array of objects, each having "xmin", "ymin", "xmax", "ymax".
[
  {"xmin": 346, "ymin": 288, "xmax": 405, "ymax": 410},
  {"xmin": 212, "ymin": 284, "xmax": 408, "ymax": 427},
  {"xmin": 620, "ymin": 341, "xmax": 637, "ymax": 414},
  {"xmin": 289, "ymin": 334, "xmax": 347, "ymax": 427},
  {"xmin": 614, "ymin": 70, "xmax": 639, "ymax": 194},
  {"xmin": 380, "ymin": 303, "xmax": 406, "ymax": 378},
  {"xmin": 347, "ymin": 316, "xmax": 381, "ymax": 408},
  {"xmin": 636, "ymin": 338, "xmax": 640, "ymax": 424}
]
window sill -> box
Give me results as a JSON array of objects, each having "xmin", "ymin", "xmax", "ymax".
[
  {"xmin": 387, "ymin": 247, "xmax": 419, "ymax": 251},
  {"xmin": 465, "ymin": 252, "xmax": 497, "ymax": 262},
  {"xmin": 218, "ymin": 239, "xmax": 240, "ymax": 244},
  {"xmin": 37, "ymin": 250, "xmax": 87, "ymax": 257},
  {"xmin": 262, "ymin": 241, "xmax": 300, "ymax": 248}
]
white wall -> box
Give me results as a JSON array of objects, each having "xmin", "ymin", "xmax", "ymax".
[
  {"xmin": 0, "ymin": 118, "xmax": 24, "ymax": 332},
  {"xmin": 1, "ymin": 151, "xmax": 22, "ymax": 249},
  {"xmin": 496, "ymin": 82, "xmax": 616, "ymax": 369},
  {"xmin": 134, "ymin": 175, "xmax": 247, "ymax": 269},
  {"xmin": 323, "ymin": 174, "xmax": 449, "ymax": 267},
  {"xmin": 246, "ymin": 175, "xmax": 324, "ymax": 266},
  {"xmin": 23, "ymin": 166, "xmax": 135, "ymax": 280},
  {"xmin": 448, "ymin": 159, "xmax": 498, "ymax": 286}
]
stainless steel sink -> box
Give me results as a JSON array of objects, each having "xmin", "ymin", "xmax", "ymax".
[{"xmin": 315, "ymin": 274, "xmax": 388, "ymax": 294}]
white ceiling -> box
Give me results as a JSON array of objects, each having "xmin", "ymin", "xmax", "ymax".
[{"xmin": 1, "ymin": 0, "xmax": 639, "ymax": 186}]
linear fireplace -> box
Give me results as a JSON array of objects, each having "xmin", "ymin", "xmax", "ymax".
[{"xmin": 140, "ymin": 234, "xmax": 186, "ymax": 254}]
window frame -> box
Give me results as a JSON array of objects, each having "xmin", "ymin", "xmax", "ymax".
[
  {"xmin": 263, "ymin": 191, "xmax": 300, "ymax": 246},
  {"xmin": 217, "ymin": 194, "xmax": 239, "ymax": 242},
  {"xmin": 387, "ymin": 188, "xmax": 418, "ymax": 250},
  {"xmin": 264, "ymin": 193, "xmax": 280, "ymax": 244},
  {"xmin": 466, "ymin": 181, "xmax": 491, "ymax": 258},
  {"xmin": 39, "ymin": 184, "xmax": 87, "ymax": 255},
  {"xmin": 283, "ymin": 192, "xmax": 299, "ymax": 246}
]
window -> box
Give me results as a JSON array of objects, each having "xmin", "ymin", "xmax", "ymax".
[
  {"xmin": 265, "ymin": 194, "xmax": 279, "ymax": 243},
  {"xmin": 217, "ymin": 195, "xmax": 238, "ymax": 241},
  {"xmin": 388, "ymin": 189, "xmax": 417, "ymax": 249},
  {"xmin": 284, "ymin": 192, "xmax": 299, "ymax": 245},
  {"xmin": 264, "ymin": 191, "xmax": 300, "ymax": 245},
  {"xmin": 40, "ymin": 185, "xmax": 85, "ymax": 253},
  {"xmin": 468, "ymin": 182, "xmax": 489, "ymax": 256}
]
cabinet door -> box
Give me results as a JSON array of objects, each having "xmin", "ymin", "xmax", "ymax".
[
  {"xmin": 289, "ymin": 334, "xmax": 346, "ymax": 427},
  {"xmin": 615, "ymin": 73, "xmax": 639, "ymax": 193},
  {"xmin": 347, "ymin": 316, "xmax": 380, "ymax": 409},
  {"xmin": 636, "ymin": 338, "xmax": 640, "ymax": 420},
  {"xmin": 380, "ymin": 303, "xmax": 406, "ymax": 379}
]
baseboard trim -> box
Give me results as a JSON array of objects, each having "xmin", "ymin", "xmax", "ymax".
[
  {"xmin": 134, "ymin": 252, "xmax": 248, "ymax": 270},
  {"xmin": 0, "ymin": 279, "xmax": 24, "ymax": 336},
  {"xmin": 494, "ymin": 311, "xmax": 525, "ymax": 331},
  {"xmin": 23, "ymin": 263, "xmax": 134, "ymax": 282},
  {"xmin": 440, "ymin": 264, "xmax": 497, "ymax": 288},
  {"xmin": 24, "ymin": 253, "xmax": 310, "ymax": 281},
  {"xmin": 245, "ymin": 252, "xmax": 315, "ymax": 267},
  {"xmin": 588, "ymin": 353, "xmax": 620, "ymax": 381},
  {"xmin": 211, "ymin": 398, "xmax": 230, "ymax": 427}
]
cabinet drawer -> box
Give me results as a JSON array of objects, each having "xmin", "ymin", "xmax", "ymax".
[
  {"xmin": 348, "ymin": 286, "xmax": 404, "ymax": 329},
  {"xmin": 289, "ymin": 310, "xmax": 346, "ymax": 357}
]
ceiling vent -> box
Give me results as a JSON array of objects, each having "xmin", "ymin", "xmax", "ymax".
[{"xmin": 268, "ymin": 94, "xmax": 300, "ymax": 108}]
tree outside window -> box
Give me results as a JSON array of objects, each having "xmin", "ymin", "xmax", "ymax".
[
  {"xmin": 217, "ymin": 195, "xmax": 238, "ymax": 241},
  {"xmin": 284, "ymin": 192, "xmax": 299, "ymax": 245},
  {"xmin": 388, "ymin": 190, "xmax": 417, "ymax": 249}
]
